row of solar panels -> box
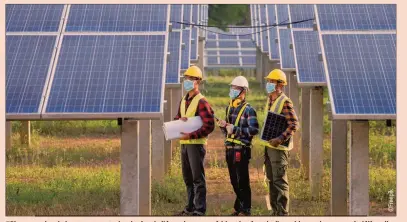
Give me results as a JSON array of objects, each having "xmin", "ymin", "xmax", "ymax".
[
  {"xmin": 204, "ymin": 27, "xmax": 257, "ymax": 68},
  {"xmin": 6, "ymin": 4, "xmax": 209, "ymax": 120},
  {"xmin": 250, "ymin": 4, "xmax": 396, "ymax": 119}
]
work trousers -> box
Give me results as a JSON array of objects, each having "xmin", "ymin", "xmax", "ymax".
[
  {"xmin": 181, "ymin": 144, "xmax": 207, "ymax": 215},
  {"xmin": 264, "ymin": 147, "xmax": 289, "ymax": 216},
  {"xmin": 226, "ymin": 146, "xmax": 251, "ymax": 214}
]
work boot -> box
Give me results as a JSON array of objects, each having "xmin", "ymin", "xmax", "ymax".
[
  {"xmin": 192, "ymin": 211, "xmax": 205, "ymax": 216},
  {"xmin": 230, "ymin": 211, "xmax": 240, "ymax": 216},
  {"xmin": 238, "ymin": 212, "xmax": 251, "ymax": 216},
  {"xmin": 173, "ymin": 209, "xmax": 193, "ymax": 216}
]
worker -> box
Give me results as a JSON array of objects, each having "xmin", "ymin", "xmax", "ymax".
[
  {"xmin": 261, "ymin": 69, "xmax": 299, "ymax": 216},
  {"xmin": 218, "ymin": 76, "xmax": 259, "ymax": 216},
  {"xmin": 173, "ymin": 66, "xmax": 215, "ymax": 216}
]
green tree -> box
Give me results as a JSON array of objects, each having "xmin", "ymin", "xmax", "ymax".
[{"xmin": 208, "ymin": 4, "xmax": 250, "ymax": 31}]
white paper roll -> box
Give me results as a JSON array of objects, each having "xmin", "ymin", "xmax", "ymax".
[{"xmin": 162, "ymin": 116, "xmax": 203, "ymax": 141}]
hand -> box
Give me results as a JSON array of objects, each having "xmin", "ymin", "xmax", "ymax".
[
  {"xmin": 269, "ymin": 137, "xmax": 283, "ymax": 147},
  {"xmin": 226, "ymin": 124, "xmax": 234, "ymax": 135},
  {"xmin": 218, "ymin": 120, "xmax": 227, "ymax": 127},
  {"xmin": 180, "ymin": 132, "xmax": 190, "ymax": 140},
  {"xmin": 180, "ymin": 117, "xmax": 188, "ymax": 122}
]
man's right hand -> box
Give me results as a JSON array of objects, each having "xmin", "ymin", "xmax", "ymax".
[
  {"xmin": 180, "ymin": 117, "xmax": 188, "ymax": 122},
  {"xmin": 218, "ymin": 120, "xmax": 227, "ymax": 127}
]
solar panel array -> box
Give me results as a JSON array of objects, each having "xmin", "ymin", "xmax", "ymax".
[
  {"xmin": 6, "ymin": 4, "xmax": 209, "ymax": 120},
  {"xmin": 248, "ymin": 4, "xmax": 396, "ymax": 119}
]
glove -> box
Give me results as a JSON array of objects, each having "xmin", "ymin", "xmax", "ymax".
[{"xmin": 226, "ymin": 124, "xmax": 234, "ymax": 135}]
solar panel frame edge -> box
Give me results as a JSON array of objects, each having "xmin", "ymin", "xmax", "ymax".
[{"xmin": 260, "ymin": 111, "xmax": 289, "ymax": 146}]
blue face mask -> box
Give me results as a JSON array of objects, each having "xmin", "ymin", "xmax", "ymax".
[
  {"xmin": 266, "ymin": 82, "xmax": 276, "ymax": 93},
  {"xmin": 183, "ymin": 80, "xmax": 194, "ymax": 92},
  {"xmin": 229, "ymin": 89, "xmax": 241, "ymax": 99}
]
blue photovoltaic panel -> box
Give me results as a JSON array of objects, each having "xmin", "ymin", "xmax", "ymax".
[
  {"xmin": 207, "ymin": 56, "xmax": 218, "ymax": 65},
  {"xmin": 240, "ymin": 41, "xmax": 256, "ymax": 48},
  {"xmin": 206, "ymin": 50, "xmax": 218, "ymax": 55},
  {"xmin": 218, "ymin": 41, "xmax": 239, "ymax": 48},
  {"xmin": 279, "ymin": 29, "xmax": 295, "ymax": 69},
  {"xmin": 220, "ymin": 56, "xmax": 240, "ymax": 65},
  {"xmin": 268, "ymin": 29, "xmax": 280, "ymax": 60},
  {"xmin": 219, "ymin": 50, "xmax": 239, "ymax": 55},
  {"xmin": 166, "ymin": 31, "xmax": 182, "ymax": 84},
  {"xmin": 267, "ymin": 4, "xmax": 276, "ymax": 24},
  {"xmin": 241, "ymin": 50, "xmax": 256, "ymax": 55},
  {"xmin": 262, "ymin": 29, "xmax": 269, "ymax": 53},
  {"xmin": 6, "ymin": 35, "xmax": 56, "ymax": 114},
  {"xmin": 239, "ymin": 35, "xmax": 252, "ymax": 40},
  {"xmin": 292, "ymin": 31, "xmax": 325, "ymax": 83},
  {"xmin": 6, "ymin": 4, "xmax": 64, "ymax": 32},
  {"xmin": 205, "ymin": 41, "xmax": 217, "ymax": 48},
  {"xmin": 276, "ymin": 4, "xmax": 289, "ymax": 25},
  {"xmin": 183, "ymin": 4, "xmax": 192, "ymax": 24},
  {"xmin": 66, "ymin": 4, "xmax": 168, "ymax": 32},
  {"xmin": 289, "ymin": 5, "xmax": 315, "ymax": 29},
  {"xmin": 317, "ymin": 4, "xmax": 396, "ymax": 31},
  {"xmin": 207, "ymin": 33, "xmax": 217, "ymax": 40},
  {"xmin": 242, "ymin": 56, "xmax": 256, "ymax": 65},
  {"xmin": 218, "ymin": 35, "xmax": 238, "ymax": 40},
  {"xmin": 46, "ymin": 35, "xmax": 166, "ymax": 113},
  {"xmin": 192, "ymin": 5, "xmax": 198, "ymax": 24},
  {"xmin": 181, "ymin": 29, "xmax": 191, "ymax": 70},
  {"xmin": 170, "ymin": 4, "xmax": 183, "ymax": 30},
  {"xmin": 323, "ymin": 34, "xmax": 396, "ymax": 115},
  {"xmin": 191, "ymin": 27, "xmax": 198, "ymax": 60}
]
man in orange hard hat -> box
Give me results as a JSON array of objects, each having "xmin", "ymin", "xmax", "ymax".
[
  {"xmin": 260, "ymin": 69, "xmax": 299, "ymax": 216},
  {"xmin": 173, "ymin": 66, "xmax": 215, "ymax": 216}
]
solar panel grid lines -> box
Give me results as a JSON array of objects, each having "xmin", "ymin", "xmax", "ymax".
[
  {"xmin": 276, "ymin": 4, "xmax": 289, "ymax": 26},
  {"xmin": 288, "ymin": 4, "xmax": 315, "ymax": 29},
  {"xmin": 291, "ymin": 30, "xmax": 326, "ymax": 85},
  {"xmin": 166, "ymin": 31, "xmax": 182, "ymax": 84},
  {"xmin": 170, "ymin": 4, "xmax": 183, "ymax": 30},
  {"xmin": 260, "ymin": 111, "xmax": 290, "ymax": 147},
  {"xmin": 6, "ymin": 4, "xmax": 66, "ymax": 32},
  {"xmin": 65, "ymin": 4, "xmax": 169, "ymax": 32},
  {"xmin": 6, "ymin": 35, "xmax": 59, "ymax": 118},
  {"xmin": 180, "ymin": 28, "xmax": 192, "ymax": 70},
  {"xmin": 277, "ymin": 29, "xmax": 296, "ymax": 71},
  {"xmin": 190, "ymin": 27, "xmax": 198, "ymax": 61}
]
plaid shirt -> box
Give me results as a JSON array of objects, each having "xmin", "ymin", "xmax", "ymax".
[
  {"xmin": 174, "ymin": 90, "xmax": 215, "ymax": 139},
  {"xmin": 220, "ymin": 101, "xmax": 259, "ymax": 146},
  {"xmin": 267, "ymin": 93, "xmax": 299, "ymax": 141}
]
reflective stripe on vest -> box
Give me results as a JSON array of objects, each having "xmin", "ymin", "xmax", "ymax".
[
  {"xmin": 262, "ymin": 94, "xmax": 293, "ymax": 150},
  {"xmin": 225, "ymin": 103, "xmax": 248, "ymax": 145},
  {"xmin": 180, "ymin": 93, "xmax": 208, "ymax": 145}
]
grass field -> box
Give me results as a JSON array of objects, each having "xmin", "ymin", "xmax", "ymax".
[{"xmin": 6, "ymin": 70, "xmax": 396, "ymax": 216}]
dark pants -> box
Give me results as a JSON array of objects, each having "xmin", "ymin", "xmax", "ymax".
[
  {"xmin": 181, "ymin": 144, "xmax": 206, "ymax": 215},
  {"xmin": 226, "ymin": 146, "xmax": 251, "ymax": 214},
  {"xmin": 264, "ymin": 147, "xmax": 289, "ymax": 216}
]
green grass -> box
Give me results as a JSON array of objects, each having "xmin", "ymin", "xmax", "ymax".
[{"xmin": 6, "ymin": 73, "xmax": 396, "ymax": 216}]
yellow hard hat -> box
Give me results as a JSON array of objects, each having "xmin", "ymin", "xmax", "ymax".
[
  {"xmin": 184, "ymin": 65, "xmax": 203, "ymax": 79},
  {"xmin": 265, "ymin": 69, "xmax": 287, "ymax": 85}
]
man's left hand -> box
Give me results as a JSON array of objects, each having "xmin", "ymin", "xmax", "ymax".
[
  {"xmin": 180, "ymin": 132, "xmax": 190, "ymax": 140},
  {"xmin": 269, "ymin": 137, "xmax": 283, "ymax": 147},
  {"xmin": 226, "ymin": 124, "xmax": 234, "ymax": 135}
]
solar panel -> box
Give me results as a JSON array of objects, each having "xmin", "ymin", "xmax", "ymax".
[
  {"xmin": 44, "ymin": 34, "xmax": 166, "ymax": 115},
  {"xmin": 66, "ymin": 5, "xmax": 168, "ymax": 32},
  {"xmin": 218, "ymin": 35, "xmax": 238, "ymax": 40},
  {"xmin": 289, "ymin": 4, "xmax": 315, "ymax": 29},
  {"xmin": 242, "ymin": 56, "xmax": 256, "ymax": 65},
  {"xmin": 219, "ymin": 50, "xmax": 239, "ymax": 55},
  {"xmin": 277, "ymin": 4, "xmax": 289, "ymax": 25},
  {"xmin": 190, "ymin": 27, "xmax": 198, "ymax": 61},
  {"xmin": 292, "ymin": 30, "xmax": 326, "ymax": 84},
  {"xmin": 267, "ymin": 5, "xmax": 279, "ymax": 60},
  {"xmin": 6, "ymin": 35, "xmax": 57, "ymax": 115},
  {"xmin": 205, "ymin": 41, "xmax": 217, "ymax": 48},
  {"xmin": 260, "ymin": 111, "xmax": 289, "ymax": 147},
  {"xmin": 183, "ymin": 4, "xmax": 192, "ymax": 24},
  {"xmin": 207, "ymin": 56, "xmax": 218, "ymax": 65},
  {"xmin": 218, "ymin": 41, "xmax": 239, "ymax": 48},
  {"xmin": 207, "ymin": 32, "xmax": 217, "ymax": 40},
  {"xmin": 166, "ymin": 31, "xmax": 182, "ymax": 84},
  {"xmin": 170, "ymin": 4, "xmax": 183, "ymax": 30},
  {"xmin": 6, "ymin": 5, "xmax": 64, "ymax": 32},
  {"xmin": 241, "ymin": 50, "xmax": 256, "ymax": 55},
  {"xmin": 317, "ymin": 4, "xmax": 396, "ymax": 31},
  {"xmin": 206, "ymin": 50, "xmax": 218, "ymax": 55},
  {"xmin": 238, "ymin": 35, "xmax": 252, "ymax": 40},
  {"xmin": 240, "ymin": 41, "xmax": 256, "ymax": 48},
  {"xmin": 322, "ymin": 33, "xmax": 396, "ymax": 117},
  {"xmin": 278, "ymin": 29, "xmax": 295, "ymax": 69},
  {"xmin": 220, "ymin": 56, "xmax": 240, "ymax": 65},
  {"xmin": 181, "ymin": 29, "xmax": 191, "ymax": 70}
]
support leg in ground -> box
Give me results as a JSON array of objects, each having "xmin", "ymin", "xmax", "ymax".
[
  {"xmin": 164, "ymin": 88, "xmax": 172, "ymax": 173},
  {"xmin": 20, "ymin": 121, "xmax": 30, "ymax": 147},
  {"xmin": 331, "ymin": 120, "xmax": 348, "ymax": 215},
  {"xmin": 289, "ymin": 73, "xmax": 301, "ymax": 160},
  {"xmin": 300, "ymin": 88, "xmax": 311, "ymax": 179},
  {"xmin": 309, "ymin": 87, "xmax": 324, "ymax": 199},
  {"xmin": 349, "ymin": 121, "xmax": 369, "ymax": 216},
  {"xmin": 151, "ymin": 119, "xmax": 165, "ymax": 181},
  {"xmin": 6, "ymin": 121, "xmax": 12, "ymax": 150}
]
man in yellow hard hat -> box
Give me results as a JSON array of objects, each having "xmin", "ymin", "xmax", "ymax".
[
  {"xmin": 261, "ymin": 69, "xmax": 299, "ymax": 216},
  {"xmin": 218, "ymin": 76, "xmax": 259, "ymax": 216},
  {"xmin": 173, "ymin": 65, "xmax": 215, "ymax": 216}
]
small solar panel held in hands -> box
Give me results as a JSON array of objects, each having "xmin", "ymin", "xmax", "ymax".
[{"xmin": 260, "ymin": 111, "xmax": 289, "ymax": 147}]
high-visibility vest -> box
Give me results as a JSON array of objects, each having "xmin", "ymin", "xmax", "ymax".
[
  {"xmin": 225, "ymin": 103, "xmax": 249, "ymax": 146},
  {"xmin": 261, "ymin": 93, "xmax": 293, "ymax": 151},
  {"xmin": 179, "ymin": 93, "xmax": 208, "ymax": 145}
]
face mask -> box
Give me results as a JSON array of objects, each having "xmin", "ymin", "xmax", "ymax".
[
  {"xmin": 229, "ymin": 89, "xmax": 241, "ymax": 99},
  {"xmin": 266, "ymin": 82, "xmax": 276, "ymax": 93},
  {"xmin": 183, "ymin": 80, "xmax": 194, "ymax": 92}
]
